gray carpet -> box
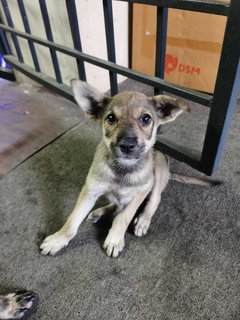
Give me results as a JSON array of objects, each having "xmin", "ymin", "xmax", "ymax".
[{"xmin": 0, "ymin": 80, "xmax": 240, "ymax": 320}]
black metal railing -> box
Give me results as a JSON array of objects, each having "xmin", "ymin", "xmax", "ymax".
[
  {"xmin": 0, "ymin": 23, "xmax": 14, "ymax": 81},
  {"xmin": 0, "ymin": 0, "xmax": 239, "ymax": 175}
]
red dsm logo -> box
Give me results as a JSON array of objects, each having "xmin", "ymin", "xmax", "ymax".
[{"xmin": 164, "ymin": 54, "xmax": 200, "ymax": 75}]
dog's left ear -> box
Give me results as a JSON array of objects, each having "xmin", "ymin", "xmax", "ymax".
[
  {"xmin": 71, "ymin": 79, "xmax": 111, "ymax": 120},
  {"xmin": 149, "ymin": 95, "xmax": 189, "ymax": 124}
]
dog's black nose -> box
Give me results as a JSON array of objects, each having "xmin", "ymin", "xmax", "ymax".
[{"xmin": 118, "ymin": 137, "xmax": 138, "ymax": 154}]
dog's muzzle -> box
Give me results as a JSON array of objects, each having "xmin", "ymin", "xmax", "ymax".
[
  {"xmin": 118, "ymin": 136, "xmax": 138, "ymax": 155},
  {"xmin": 109, "ymin": 132, "xmax": 145, "ymax": 163}
]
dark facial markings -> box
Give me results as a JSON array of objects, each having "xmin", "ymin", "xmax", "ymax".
[
  {"xmin": 87, "ymin": 96, "xmax": 110, "ymax": 119},
  {"xmin": 105, "ymin": 128, "xmax": 112, "ymax": 138}
]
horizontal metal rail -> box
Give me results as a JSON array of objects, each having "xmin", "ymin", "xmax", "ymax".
[
  {"xmin": 4, "ymin": 55, "xmax": 74, "ymax": 101},
  {"xmin": 155, "ymin": 137, "xmax": 202, "ymax": 170},
  {"xmin": 116, "ymin": 0, "xmax": 229, "ymax": 16},
  {"xmin": 0, "ymin": 66, "xmax": 15, "ymax": 81},
  {"xmin": 0, "ymin": 23, "xmax": 213, "ymax": 106},
  {"xmin": 3, "ymin": 54, "xmax": 203, "ymax": 171},
  {"xmin": 1, "ymin": 0, "xmax": 237, "ymax": 176}
]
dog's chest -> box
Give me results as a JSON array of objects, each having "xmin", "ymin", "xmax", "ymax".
[
  {"xmin": 106, "ymin": 184, "xmax": 146, "ymax": 206},
  {"xmin": 105, "ymin": 170, "xmax": 153, "ymax": 206}
]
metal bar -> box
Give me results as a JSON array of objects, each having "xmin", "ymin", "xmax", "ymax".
[
  {"xmin": 4, "ymin": 55, "xmax": 74, "ymax": 102},
  {"xmin": 1, "ymin": 0, "xmax": 24, "ymax": 62},
  {"xmin": 201, "ymin": 0, "xmax": 240, "ymax": 175},
  {"xmin": 116, "ymin": 0, "xmax": 229, "ymax": 16},
  {"xmin": 154, "ymin": 7, "xmax": 168, "ymax": 95},
  {"xmin": 65, "ymin": 0, "xmax": 86, "ymax": 81},
  {"xmin": 0, "ymin": 24, "xmax": 213, "ymax": 106},
  {"xmin": 38, "ymin": 0, "xmax": 62, "ymax": 83},
  {"xmin": 0, "ymin": 67, "xmax": 15, "ymax": 81},
  {"xmin": 155, "ymin": 137, "xmax": 202, "ymax": 171},
  {"xmin": 0, "ymin": 28, "xmax": 10, "ymax": 54},
  {"xmin": 0, "ymin": 23, "xmax": 15, "ymax": 81},
  {"xmin": 128, "ymin": 3, "xmax": 133, "ymax": 69},
  {"xmin": 17, "ymin": 0, "xmax": 41, "ymax": 72},
  {"xmin": 4, "ymin": 54, "xmax": 204, "ymax": 172},
  {"xmin": 102, "ymin": 0, "xmax": 118, "ymax": 95}
]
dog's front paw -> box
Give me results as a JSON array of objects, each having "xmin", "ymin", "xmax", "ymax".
[
  {"xmin": 134, "ymin": 214, "xmax": 151, "ymax": 237},
  {"xmin": 40, "ymin": 231, "xmax": 70, "ymax": 256},
  {"xmin": 103, "ymin": 233, "xmax": 125, "ymax": 258},
  {"xmin": 1, "ymin": 291, "xmax": 37, "ymax": 319}
]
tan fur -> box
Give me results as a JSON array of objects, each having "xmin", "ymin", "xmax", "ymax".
[{"xmin": 40, "ymin": 80, "xmax": 214, "ymax": 258}]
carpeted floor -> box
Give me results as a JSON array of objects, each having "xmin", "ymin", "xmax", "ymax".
[{"xmin": 0, "ymin": 80, "xmax": 240, "ymax": 320}]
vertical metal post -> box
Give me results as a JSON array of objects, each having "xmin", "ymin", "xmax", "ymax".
[
  {"xmin": 38, "ymin": 0, "xmax": 62, "ymax": 83},
  {"xmin": 154, "ymin": 7, "xmax": 168, "ymax": 95},
  {"xmin": 102, "ymin": 0, "xmax": 118, "ymax": 96},
  {"xmin": 0, "ymin": 18, "xmax": 15, "ymax": 80},
  {"xmin": 1, "ymin": 0, "xmax": 24, "ymax": 62},
  {"xmin": 65, "ymin": 0, "xmax": 86, "ymax": 81},
  {"xmin": 201, "ymin": 0, "xmax": 240, "ymax": 175},
  {"xmin": 18, "ymin": 0, "xmax": 41, "ymax": 72},
  {"xmin": 0, "ymin": 27, "xmax": 10, "ymax": 54}
]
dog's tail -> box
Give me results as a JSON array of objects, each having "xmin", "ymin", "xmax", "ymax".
[{"xmin": 170, "ymin": 172, "xmax": 222, "ymax": 187}]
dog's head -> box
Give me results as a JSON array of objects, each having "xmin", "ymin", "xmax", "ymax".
[{"xmin": 71, "ymin": 80, "xmax": 188, "ymax": 166}]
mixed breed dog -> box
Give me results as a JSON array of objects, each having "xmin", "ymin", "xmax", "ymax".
[{"xmin": 0, "ymin": 80, "xmax": 218, "ymax": 319}]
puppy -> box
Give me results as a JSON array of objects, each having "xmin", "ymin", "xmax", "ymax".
[
  {"xmin": 40, "ymin": 80, "xmax": 215, "ymax": 258},
  {"xmin": 0, "ymin": 291, "xmax": 37, "ymax": 319}
]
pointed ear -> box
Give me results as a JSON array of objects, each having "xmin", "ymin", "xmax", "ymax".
[
  {"xmin": 71, "ymin": 79, "xmax": 110, "ymax": 120},
  {"xmin": 149, "ymin": 95, "xmax": 189, "ymax": 124}
]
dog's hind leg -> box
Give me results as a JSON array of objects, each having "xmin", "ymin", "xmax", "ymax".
[
  {"xmin": 87, "ymin": 204, "xmax": 123, "ymax": 223},
  {"xmin": 134, "ymin": 152, "xmax": 170, "ymax": 237}
]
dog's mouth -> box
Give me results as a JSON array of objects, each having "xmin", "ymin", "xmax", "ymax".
[{"xmin": 110, "ymin": 144, "xmax": 145, "ymax": 165}]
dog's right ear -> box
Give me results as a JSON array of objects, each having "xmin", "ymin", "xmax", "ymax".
[{"xmin": 71, "ymin": 79, "xmax": 110, "ymax": 120}]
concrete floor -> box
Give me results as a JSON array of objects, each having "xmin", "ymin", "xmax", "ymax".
[
  {"xmin": 0, "ymin": 78, "xmax": 81, "ymax": 175},
  {"xmin": 0, "ymin": 79, "xmax": 240, "ymax": 320}
]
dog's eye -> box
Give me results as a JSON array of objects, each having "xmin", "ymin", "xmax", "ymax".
[
  {"xmin": 140, "ymin": 113, "xmax": 152, "ymax": 125},
  {"xmin": 106, "ymin": 113, "xmax": 117, "ymax": 124}
]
